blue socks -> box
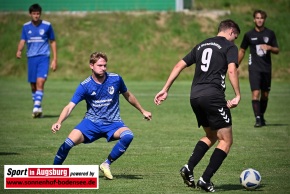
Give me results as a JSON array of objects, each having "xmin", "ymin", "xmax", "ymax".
[
  {"xmin": 106, "ymin": 130, "xmax": 134, "ymax": 165},
  {"xmin": 34, "ymin": 90, "xmax": 43, "ymax": 109},
  {"xmin": 53, "ymin": 138, "xmax": 75, "ymax": 165},
  {"xmin": 32, "ymin": 92, "xmax": 35, "ymax": 102}
]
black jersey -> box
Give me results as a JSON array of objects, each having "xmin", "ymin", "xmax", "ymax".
[
  {"xmin": 240, "ymin": 27, "xmax": 278, "ymax": 73},
  {"xmin": 183, "ymin": 36, "xmax": 238, "ymax": 99}
]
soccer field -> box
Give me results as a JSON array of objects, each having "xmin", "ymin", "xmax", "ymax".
[{"xmin": 0, "ymin": 78, "xmax": 289, "ymax": 193}]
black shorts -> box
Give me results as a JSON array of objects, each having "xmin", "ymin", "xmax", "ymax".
[
  {"xmin": 190, "ymin": 95, "xmax": 232, "ymax": 130},
  {"xmin": 249, "ymin": 71, "xmax": 271, "ymax": 91}
]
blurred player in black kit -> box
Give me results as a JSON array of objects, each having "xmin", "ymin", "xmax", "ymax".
[{"xmin": 239, "ymin": 10, "xmax": 279, "ymax": 127}]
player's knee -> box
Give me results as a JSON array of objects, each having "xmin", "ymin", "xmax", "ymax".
[
  {"xmin": 120, "ymin": 130, "xmax": 134, "ymax": 145},
  {"xmin": 64, "ymin": 138, "xmax": 75, "ymax": 150},
  {"xmin": 205, "ymin": 135, "xmax": 218, "ymax": 145}
]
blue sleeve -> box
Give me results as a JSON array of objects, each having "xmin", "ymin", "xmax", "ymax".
[
  {"xmin": 21, "ymin": 26, "xmax": 26, "ymax": 40},
  {"xmin": 48, "ymin": 24, "xmax": 55, "ymax": 40},
  {"xmin": 119, "ymin": 76, "xmax": 127, "ymax": 94},
  {"xmin": 71, "ymin": 84, "xmax": 86, "ymax": 104}
]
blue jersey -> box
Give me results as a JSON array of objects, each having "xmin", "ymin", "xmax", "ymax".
[
  {"xmin": 21, "ymin": 20, "xmax": 55, "ymax": 57},
  {"xmin": 71, "ymin": 72, "xmax": 128, "ymax": 123}
]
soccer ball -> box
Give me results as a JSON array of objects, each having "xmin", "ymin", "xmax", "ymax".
[{"xmin": 240, "ymin": 168, "xmax": 261, "ymax": 190}]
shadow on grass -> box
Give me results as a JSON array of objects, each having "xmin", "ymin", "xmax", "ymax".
[
  {"xmin": 41, "ymin": 115, "xmax": 59, "ymax": 118},
  {"xmin": 0, "ymin": 152, "xmax": 20, "ymax": 156},
  {"xmin": 99, "ymin": 174, "xmax": 143, "ymax": 180},
  {"xmin": 264, "ymin": 123, "xmax": 288, "ymax": 127},
  {"xmin": 216, "ymin": 183, "xmax": 265, "ymax": 191}
]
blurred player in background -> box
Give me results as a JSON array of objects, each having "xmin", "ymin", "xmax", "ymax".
[
  {"xmin": 51, "ymin": 52, "xmax": 152, "ymax": 180},
  {"xmin": 16, "ymin": 3, "xmax": 57, "ymax": 118},
  {"xmin": 154, "ymin": 19, "xmax": 241, "ymax": 192},
  {"xmin": 238, "ymin": 10, "xmax": 279, "ymax": 127}
]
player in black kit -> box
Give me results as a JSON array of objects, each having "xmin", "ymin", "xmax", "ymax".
[
  {"xmin": 238, "ymin": 10, "xmax": 279, "ymax": 127},
  {"xmin": 154, "ymin": 19, "xmax": 241, "ymax": 192}
]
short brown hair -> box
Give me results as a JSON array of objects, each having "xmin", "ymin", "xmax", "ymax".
[
  {"xmin": 89, "ymin": 52, "xmax": 108, "ymax": 64},
  {"xmin": 253, "ymin": 10, "xmax": 267, "ymax": 19}
]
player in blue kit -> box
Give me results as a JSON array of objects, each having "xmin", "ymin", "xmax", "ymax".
[
  {"xmin": 51, "ymin": 52, "xmax": 152, "ymax": 180},
  {"xmin": 16, "ymin": 3, "xmax": 57, "ymax": 118},
  {"xmin": 238, "ymin": 10, "xmax": 279, "ymax": 127}
]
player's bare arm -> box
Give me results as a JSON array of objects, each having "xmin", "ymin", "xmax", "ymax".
[
  {"xmin": 16, "ymin": 40, "xmax": 25, "ymax": 58},
  {"xmin": 154, "ymin": 60, "xmax": 187, "ymax": 105},
  {"xmin": 122, "ymin": 91, "xmax": 152, "ymax": 121},
  {"xmin": 227, "ymin": 63, "xmax": 241, "ymax": 109},
  {"xmin": 238, "ymin": 48, "xmax": 246, "ymax": 64},
  {"xmin": 260, "ymin": 44, "xmax": 279, "ymax": 54},
  {"xmin": 51, "ymin": 102, "xmax": 76, "ymax": 133},
  {"xmin": 50, "ymin": 40, "xmax": 57, "ymax": 71}
]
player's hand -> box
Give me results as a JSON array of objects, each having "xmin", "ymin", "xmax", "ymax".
[
  {"xmin": 50, "ymin": 60, "xmax": 57, "ymax": 72},
  {"xmin": 227, "ymin": 96, "xmax": 240, "ymax": 109},
  {"xmin": 260, "ymin": 44, "xmax": 270, "ymax": 51},
  {"xmin": 16, "ymin": 51, "xmax": 22, "ymax": 59},
  {"xmin": 154, "ymin": 91, "xmax": 168, "ymax": 105},
  {"xmin": 51, "ymin": 123, "xmax": 61, "ymax": 133},
  {"xmin": 142, "ymin": 111, "xmax": 152, "ymax": 121}
]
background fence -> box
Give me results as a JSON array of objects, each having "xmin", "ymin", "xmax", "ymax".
[{"xmin": 0, "ymin": 0, "xmax": 193, "ymax": 12}]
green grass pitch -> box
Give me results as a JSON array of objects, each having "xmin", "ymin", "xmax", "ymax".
[{"xmin": 0, "ymin": 78, "xmax": 289, "ymax": 193}]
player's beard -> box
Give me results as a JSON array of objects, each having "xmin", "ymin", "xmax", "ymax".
[{"xmin": 93, "ymin": 70, "xmax": 105, "ymax": 79}]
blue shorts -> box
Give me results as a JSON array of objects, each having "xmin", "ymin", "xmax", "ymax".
[
  {"xmin": 27, "ymin": 55, "xmax": 50, "ymax": 83},
  {"xmin": 74, "ymin": 119, "xmax": 128, "ymax": 143}
]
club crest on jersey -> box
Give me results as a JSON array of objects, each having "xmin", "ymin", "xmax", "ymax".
[
  {"xmin": 39, "ymin": 29, "xmax": 45, "ymax": 35},
  {"xmin": 108, "ymin": 86, "xmax": 114, "ymax": 95},
  {"xmin": 263, "ymin": 36, "xmax": 269, "ymax": 43}
]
